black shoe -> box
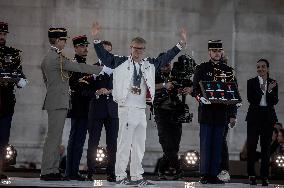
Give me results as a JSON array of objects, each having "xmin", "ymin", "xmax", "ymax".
[
  {"xmin": 0, "ymin": 173, "xmax": 8, "ymax": 180},
  {"xmin": 157, "ymin": 174, "xmax": 167, "ymax": 180},
  {"xmin": 40, "ymin": 173, "xmax": 69, "ymax": 181},
  {"xmin": 208, "ymin": 176, "xmax": 225, "ymax": 184},
  {"xmin": 261, "ymin": 177, "xmax": 269, "ymax": 186},
  {"xmin": 157, "ymin": 169, "xmax": 167, "ymax": 180},
  {"xmin": 62, "ymin": 176, "xmax": 70, "ymax": 181},
  {"xmin": 172, "ymin": 170, "xmax": 183, "ymax": 180},
  {"xmin": 69, "ymin": 173, "xmax": 87, "ymax": 181},
  {"xmin": 199, "ymin": 175, "xmax": 209, "ymax": 184},
  {"xmin": 249, "ymin": 176, "xmax": 257, "ymax": 185},
  {"xmin": 87, "ymin": 173, "xmax": 95, "ymax": 181},
  {"xmin": 106, "ymin": 174, "xmax": 116, "ymax": 182}
]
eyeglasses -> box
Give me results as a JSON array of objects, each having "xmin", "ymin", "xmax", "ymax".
[{"xmin": 131, "ymin": 46, "xmax": 145, "ymax": 50}]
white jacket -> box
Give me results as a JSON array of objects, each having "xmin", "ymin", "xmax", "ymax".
[{"xmin": 112, "ymin": 57, "xmax": 155, "ymax": 105}]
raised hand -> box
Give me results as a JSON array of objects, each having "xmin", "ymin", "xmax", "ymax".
[
  {"xmin": 91, "ymin": 22, "xmax": 101, "ymax": 38},
  {"xmin": 268, "ymin": 80, "xmax": 277, "ymax": 92},
  {"xmin": 180, "ymin": 28, "xmax": 187, "ymax": 46}
]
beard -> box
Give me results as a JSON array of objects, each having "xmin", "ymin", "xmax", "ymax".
[
  {"xmin": 211, "ymin": 56, "xmax": 221, "ymax": 62},
  {"xmin": 0, "ymin": 39, "xmax": 6, "ymax": 46}
]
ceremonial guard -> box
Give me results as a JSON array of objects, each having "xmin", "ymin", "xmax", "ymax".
[
  {"xmin": 65, "ymin": 35, "xmax": 92, "ymax": 180},
  {"xmin": 0, "ymin": 22, "xmax": 27, "ymax": 180},
  {"xmin": 192, "ymin": 40, "xmax": 238, "ymax": 184},
  {"xmin": 40, "ymin": 28, "xmax": 101, "ymax": 181}
]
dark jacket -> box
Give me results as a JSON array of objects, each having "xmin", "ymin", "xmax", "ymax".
[
  {"xmin": 246, "ymin": 76, "xmax": 278, "ymax": 123},
  {"xmin": 84, "ymin": 72, "xmax": 118, "ymax": 120},
  {"xmin": 68, "ymin": 54, "xmax": 92, "ymax": 118},
  {"xmin": 192, "ymin": 60, "xmax": 238, "ymax": 125},
  {"xmin": 0, "ymin": 46, "xmax": 25, "ymax": 117}
]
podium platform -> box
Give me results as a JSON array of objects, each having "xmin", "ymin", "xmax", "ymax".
[{"xmin": 1, "ymin": 177, "xmax": 284, "ymax": 188}]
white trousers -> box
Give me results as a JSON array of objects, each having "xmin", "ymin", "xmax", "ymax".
[{"xmin": 115, "ymin": 106, "xmax": 147, "ymax": 181}]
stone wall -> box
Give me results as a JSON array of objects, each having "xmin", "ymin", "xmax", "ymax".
[{"xmin": 0, "ymin": 0, "xmax": 283, "ymax": 170}]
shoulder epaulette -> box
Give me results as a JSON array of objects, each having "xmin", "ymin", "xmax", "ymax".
[
  {"xmin": 197, "ymin": 61, "xmax": 208, "ymax": 67},
  {"xmin": 1, "ymin": 46, "xmax": 22, "ymax": 54}
]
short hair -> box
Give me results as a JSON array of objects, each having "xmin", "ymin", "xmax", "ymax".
[
  {"xmin": 102, "ymin": 40, "xmax": 112, "ymax": 47},
  {"xmin": 49, "ymin": 38, "xmax": 57, "ymax": 45},
  {"xmin": 257, "ymin": 58, "xmax": 270, "ymax": 68},
  {"xmin": 131, "ymin": 37, "xmax": 146, "ymax": 45}
]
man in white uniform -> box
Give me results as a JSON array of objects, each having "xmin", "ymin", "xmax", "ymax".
[{"xmin": 91, "ymin": 22, "xmax": 187, "ymax": 186}]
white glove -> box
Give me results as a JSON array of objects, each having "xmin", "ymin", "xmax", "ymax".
[
  {"xmin": 17, "ymin": 78, "xmax": 28, "ymax": 88},
  {"xmin": 92, "ymin": 74, "xmax": 97, "ymax": 80},
  {"xmin": 200, "ymin": 97, "xmax": 211, "ymax": 104},
  {"xmin": 236, "ymin": 103, "xmax": 242, "ymax": 108},
  {"xmin": 101, "ymin": 65, "xmax": 114, "ymax": 75}
]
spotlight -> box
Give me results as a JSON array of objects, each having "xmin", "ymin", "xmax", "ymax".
[
  {"xmin": 1, "ymin": 178, "xmax": 11, "ymax": 185},
  {"xmin": 183, "ymin": 150, "xmax": 199, "ymax": 166},
  {"xmin": 95, "ymin": 147, "xmax": 107, "ymax": 169},
  {"xmin": 180, "ymin": 150, "xmax": 199, "ymax": 171},
  {"xmin": 275, "ymin": 154, "xmax": 284, "ymax": 168},
  {"xmin": 4, "ymin": 145, "xmax": 17, "ymax": 166},
  {"xmin": 271, "ymin": 154, "xmax": 284, "ymax": 178}
]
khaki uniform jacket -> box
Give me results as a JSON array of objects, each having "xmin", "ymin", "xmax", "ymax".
[{"xmin": 41, "ymin": 48, "xmax": 102, "ymax": 110}]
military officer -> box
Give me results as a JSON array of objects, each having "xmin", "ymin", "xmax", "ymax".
[
  {"xmin": 40, "ymin": 28, "xmax": 102, "ymax": 181},
  {"xmin": 0, "ymin": 21, "xmax": 27, "ymax": 180},
  {"xmin": 192, "ymin": 40, "xmax": 238, "ymax": 184},
  {"xmin": 65, "ymin": 35, "xmax": 92, "ymax": 180}
]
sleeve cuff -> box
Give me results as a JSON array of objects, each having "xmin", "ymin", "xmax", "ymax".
[
  {"xmin": 176, "ymin": 42, "xmax": 183, "ymax": 50},
  {"xmin": 93, "ymin": 39, "xmax": 101, "ymax": 44}
]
